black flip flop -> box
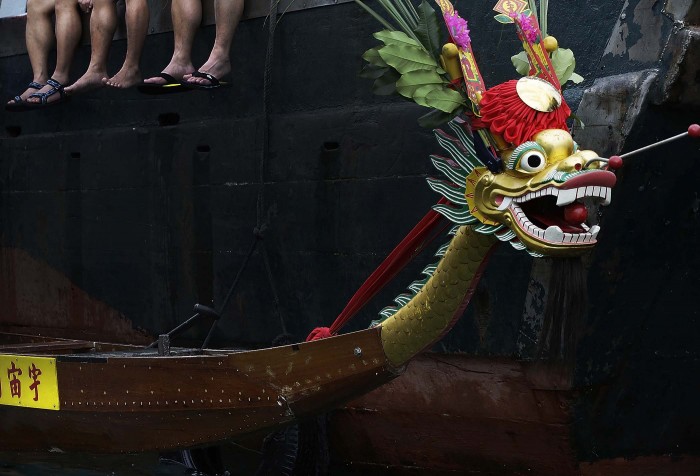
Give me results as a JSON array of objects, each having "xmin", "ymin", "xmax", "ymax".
[
  {"xmin": 137, "ymin": 72, "xmax": 191, "ymax": 95},
  {"xmin": 181, "ymin": 71, "xmax": 230, "ymax": 90},
  {"xmin": 5, "ymin": 81, "xmax": 44, "ymax": 112}
]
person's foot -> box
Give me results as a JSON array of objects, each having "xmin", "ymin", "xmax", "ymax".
[
  {"xmin": 143, "ymin": 61, "xmax": 194, "ymax": 85},
  {"xmin": 184, "ymin": 58, "xmax": 231, "ymax": 86},
  {"xmin": 103, "ymin": 65, "xmax": 141, "ymax": 89},
  {"xmin": 25, "ymin": 79, "xmax": 67, "ymax": 105},
  {"xmin": 7, "ymin": 81, "xmax": 45, "ymax": 105},
  {"xmin": 65, "ymin": 70, "xmax": 107, "ymax": 95}
]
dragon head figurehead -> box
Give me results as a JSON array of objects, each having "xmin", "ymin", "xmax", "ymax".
[
  {"xmin": 430, "ymin": 77, "xmax": 616, "ymax": 258},
  {"xmin": 466, "ymin": 128, "xmax": 615, "ymax": 257},
  {"xmin": 473, "ymin": 76, "xmax": 615, "ymax": 257},
  {"xmin": 423, "ymin": 2, "xmax": 619, "ymax": 258}
]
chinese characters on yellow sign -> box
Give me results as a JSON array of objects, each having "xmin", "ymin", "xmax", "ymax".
[{"xmin": 0, "ymin": 355, "xmax": 60, "ymax": 410}]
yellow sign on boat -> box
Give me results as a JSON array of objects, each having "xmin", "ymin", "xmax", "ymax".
[{"xmin": 0, "ymin": 355, "xmax": 60, "ymax": 410}]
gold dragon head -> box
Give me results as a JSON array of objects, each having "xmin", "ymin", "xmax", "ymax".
[{"xmin": 429, "ymin": 77, "xmax": 616, "ymax": 258}]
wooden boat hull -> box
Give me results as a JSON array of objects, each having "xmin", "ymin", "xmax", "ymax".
[
  {"xmin": 330, "ymin": 353, "xmax": 576, "ymax": 475},
  {"xmin": 329, "ymin": 354, "xmax": 700, "ymax": 476},
  {"xmin": 0, "ymin": 329, "xmax": 398, "ymax": 453}
]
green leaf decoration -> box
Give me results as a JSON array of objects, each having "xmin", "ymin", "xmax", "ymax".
[
  {"xmin": 494, "ymin": 13, "xmax": 514, "ymax": 24},
  {"xmin": 395, "ymin": 69, "xmax": 444, "ymax": 97},
  {"xmin": 424, "ymin": 88, "xmax": 466, "ymax": 113},
  {"xmin": 374, "ymin": 30, "xmax": 422, "ymax": 48},
  {"xmin": 550, "ymin": 48, "xmax": 576, "ymax": 84},
  {"xmin": 360, "ymin": 64, "xmax": 390, "ymax": 80},
  {"xmin": 373, "ymin": 68, "xmax": 401, "ymax": 95},
  {"xmin": 378, "ymin": 43, "xmax": 438, "ymax": 74},
  {"xmin": 410, "ymin": 84, "xmax": 442, "ymax": 107},
  {"xmin": 415, "ymin": 0, "xmax": 442, "ymax": 59},
  {"xmin": 418, "ymin": 108, "xmax": 460, "ymax": 128},
  {"xmin": 397, "ymin": 76, "xmax": 464, "ymax": 113},
  {"xmin": 569, "ymin": 72, "xmax": 584, "ymax": 84},
  {"xmin": 362, "ymin": 47, "xmax": 389, "ymax": 68},
  {"xmin": 362, "ymin": 30, "xmax": 468, "ymax": 116},
  {"xmin": 511, "ymin": 51, "xmax": 530, "ymax": 76}
]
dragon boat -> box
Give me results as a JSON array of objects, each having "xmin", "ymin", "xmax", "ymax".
[
  {"xmin": 0, "ymin": 109, "xmax": 621, "ymax": 450},
  {"xmin": 0, "ymin": 24, "xmax": 627, "ymax": 452},
  {"xmin": 1, "ymin": 0, "xmax": 699, "ymax": 474}
]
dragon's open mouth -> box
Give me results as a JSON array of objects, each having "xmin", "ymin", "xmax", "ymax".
[{"xmin": 499, "ymin": 185, "xmax": 612, "ymax": 245}]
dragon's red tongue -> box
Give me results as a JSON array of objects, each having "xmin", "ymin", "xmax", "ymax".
[
  {"xmin": 564, "ymin": 203, "xmax": 588, "ymax": 225},
  {"xmin": 522, "ymin": 200, "xmax": 588, "ymax": 233}
]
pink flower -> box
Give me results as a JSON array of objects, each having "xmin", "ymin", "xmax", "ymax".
[
  {"xmin": 510, "ymin": 13, "xmax": 539, "ymax": 43},
  {"xmin": 444, "ymin": 11, "xmax": 470, "ymax": 49}
]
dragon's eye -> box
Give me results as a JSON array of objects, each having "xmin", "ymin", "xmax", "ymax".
[
  {"xmin": 507, "ymin": 142, "xmax": 548, "ymax": 174},
  {"xmin": 519, "ymin": 150, "xmax": 546, "ymax": 172}
]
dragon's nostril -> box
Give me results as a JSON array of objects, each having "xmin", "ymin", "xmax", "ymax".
[{"xmin": 574, "ymin": 163, "xmax": 582, "ymax": 171}]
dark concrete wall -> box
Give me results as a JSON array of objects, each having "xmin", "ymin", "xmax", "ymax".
[{"xmin": 0, "ymin": 0, "xmax": 629, "ymax": 348}]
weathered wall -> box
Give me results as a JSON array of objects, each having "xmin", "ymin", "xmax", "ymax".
[{"xmin": 565, "ymin": 0, "xmax": 700, "ymax": 464}]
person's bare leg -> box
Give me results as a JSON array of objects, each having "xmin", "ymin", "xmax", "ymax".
[
  {"xmin": 104, "ymin": 0, "xmax": 149, "ymax": 88},
  {"xmin": 65, "ymin": 0, "xmax": 117, "ymax": 94},
  {"xmin": 185, "ymin": 0, "xmax": 243, "ymax": 85},
  {"xmin": 9, "ymin": 0, "xmax": 55, "ymax": 104},
  {"xmin": 143, "ymin": 0, "xmax": 199, "ymax": 84},
  {"xmin": 27, "ymin": 0, "xmax": 82, "ymax": 104}
]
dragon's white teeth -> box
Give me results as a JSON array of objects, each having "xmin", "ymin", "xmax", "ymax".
[
  {"xmin": 590, "ymin": 225, "xmax": 600, "ymax": 239},
  {"xmin": 497, "ymin": 196, "xmax": 512, "ymax": 211},
  {"xmin": 554, "ymin": 186, "xmax": 611, "ymax": 206},
  {"xmin": 544, "ymin": 225, "xmax": 564, "ymax": 242},
  {"xmin": 556, "ymin": 189, "xmax": 578, "ymax": 206},
  {"xmin": 514, "ymin": 186, "xmax": 612, "ymax": 207}
]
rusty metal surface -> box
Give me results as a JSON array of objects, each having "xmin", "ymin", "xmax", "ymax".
[
  {"xmin": 0, "ymin": 0, "xmax": 354, "ymax": 58},
  {"xmin": 330, "ymin": 353, "xmax": 577, "ymax": 475},
  {"xmin": 0, "ymin": 248, "xmax": 151, "ymax": 344},
  {"xmin": 0, "ymin": 328, "xmax": 398, "ymax": 452}
]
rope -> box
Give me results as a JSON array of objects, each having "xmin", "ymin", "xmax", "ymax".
[
  {"xmin": 257, "ymin": 0, "xmax": 287, "ymax": 335},
  {"xmin": 203, "ymin": 0, "xmax": 284, "ymax": 347},
  {"xmin": 258, "ymin": 0, "xmax": 278, "ymax": 229},
  {"xmin": 306, "ymin": 198, "xmax": 450, "ymax": 341}
]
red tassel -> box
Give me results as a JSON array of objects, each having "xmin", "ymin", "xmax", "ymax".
[
  {"xmin": 478, "ymin": 80, "xmax": 571, "ymax": 146},
  {"xmin": 304, "ymin": 199, "xmax": 450, "ymax": 343},
  {"xmin": 306, "ymin": 327, "xmax": 333, "ymax": 341}
]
